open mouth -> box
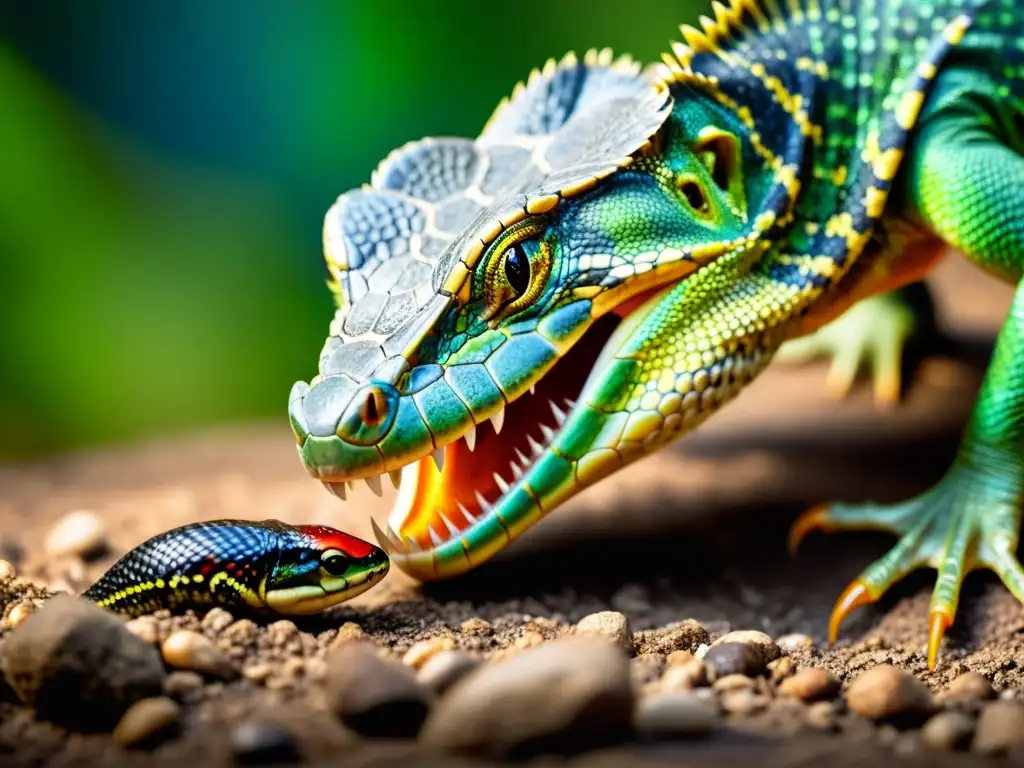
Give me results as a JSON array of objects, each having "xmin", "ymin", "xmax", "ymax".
[{"xmin": 366, "ymin": 286, "xmax": 667, "ymax": 579}]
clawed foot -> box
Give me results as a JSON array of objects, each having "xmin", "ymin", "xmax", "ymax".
[
  {"xmin": 790, "ymin": 463, "xmax": 1024, "ymax": 669},
  {"xmin": 776, "ymin": 288, "xmax": 931, "ymax": 408}
]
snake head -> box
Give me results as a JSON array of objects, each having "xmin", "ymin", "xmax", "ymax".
[{"xmin": 262, "ymin": 525, "xmax": 390, "ymax": 615}]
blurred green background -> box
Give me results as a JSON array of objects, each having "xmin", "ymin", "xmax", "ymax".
[{"xmin": 0, "ymin": 1, "xmax": 705, "ymax": 459}]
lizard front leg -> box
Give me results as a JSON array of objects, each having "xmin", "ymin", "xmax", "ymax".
[
  {"xmin": 791, "ymin": 72, "xmax": 1024, "ymax": 669},
  {"xmin": 775, "ymin": 282, "xmax": 937, "ymax": 408}
]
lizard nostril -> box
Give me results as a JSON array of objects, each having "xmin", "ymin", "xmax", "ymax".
[{"xmin": 360, "ymin": 387, "xmax": 388, "ymax": 427}]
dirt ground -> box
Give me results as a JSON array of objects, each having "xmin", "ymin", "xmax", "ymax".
[{"xmin": 3, "ymin": 255, "xmax": 1024, "ymax": 766}]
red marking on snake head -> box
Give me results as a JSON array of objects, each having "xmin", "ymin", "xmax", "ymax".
[{"xmin": 299, "ymin": 525, "xmax": 376, "ymax": 559}]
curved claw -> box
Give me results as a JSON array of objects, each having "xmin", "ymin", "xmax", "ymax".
[
  {"xmin": 927, "ymin": 610, "xmax": 952, "ymax": 671},
  {"xmin": 828, "ymin": 579, "xmax": 878, "ymax": 644},
  {"xmin": 787, "ymin": 505, "xmax": 831, "ymax": 555}
]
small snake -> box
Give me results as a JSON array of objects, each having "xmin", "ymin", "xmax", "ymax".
[{"xmin": 82, "ymin": 519, "xmax": 389, "ymax": 618}]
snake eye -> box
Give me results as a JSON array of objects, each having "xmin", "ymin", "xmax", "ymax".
[
  {"xmin": 320, "ymin": 549, "xmax": 351, "ymax": 577},
  {"xmin": 503, "ymin": 243, "xmax": 531, "ymax": 296}
]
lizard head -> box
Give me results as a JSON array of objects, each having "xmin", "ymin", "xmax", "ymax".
[{"xmin": 289, "ymin": 49, "xmax": 785, "ymax": 579}]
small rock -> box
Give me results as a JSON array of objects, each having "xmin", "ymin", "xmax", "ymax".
[
  {"xmin": 634, "ymin": 692, "xmax": 716, "ymax": 738},
  {"xmin": 221, "ymin": 618, "xmax": 259, "ymax": 647},
  {"xmin": 419, "ymin": 635, "xmax": 633, "ymax": 759},
  {"xmin": 631, "ymin": 654, "xmax": 666, "ymax": 687},
  {"xmin": 125, "ymin": 616, "xmax": 160, "ymax": 645},
  {"xmin": 776, "ymin": 634, "xmax": 814, "ymax": 653},
  {"xmin": 921, "ymin": 711, "xmax": 975, "ymax": 751},
  {"xmin": 778, "ymin": 668, "xmax": 840, "ymax": 702},
  {"xmin": 973, "ymin": 701, "xmax": 1024, "ymax": 756},
  {"xmin": 514, "ymin": 630, "xmax": 545, "ymax": 650},
  {"xmin": 113, "ymin": 697, "xmax": 181, "ymax": 749},
  {"xmin": 1, "ymin": 594, "xmax": 166, "ymax": 731},
  {"xmin": 940, "ymin": 671, "xmax": 996, "ymax": 703},
  {"xmin": 161, "ymin": 630, "xmax": 238, "ymax": 679},
  {"xmin": 230, "ymin": 721, "xmax": 300, "ymax": 765},
  {"xmin": 402, "ymin": 637, "xmax": 456, "ymax": 669},
  {"xmin": 327, "ymin": 641, "xmax": 433, "ymax": 738},
  {"xmin": 845, "ymin": 664, "xmax": 934, "ymax": 722},
  {"xmin": 44, "ymin": 510, "xmax": 107, "ymax": 561},
  {"xmin": 163, "ymin": 671, "xmax": 204, "ymax": 703},
  {"xmin": 662, "ymin": 660, "xmax": 708, "ymax": 691},
  {"xmin": 201, "ymin": 608, "xmax": 234, "ymax": 633},
  {"xmin": 4, "ymin": 601, "xmax": 36, "ymax": 630},
  {"xmin": 634, "ymin": 620, "xmax": 709, "ymax": 656},
  {"xmin": 712, "ymin": 631, "xmax": 780, "ymax": 664},
  {"xmin": 805, "ymin": 701, "xmax": 838, "ymax": 731},
  {"xmin": 266, "ymin": 620, "xmax": 299, "ymax": 648},
  {"xmin": 417, "ymin": 651, "xmax": 481, "ymax": 696},
  {"xmin": 721, "ymin": 689, "xmax": 767, "ymax": 717},
  {"xmin": 573, "ymin": 611, "xmax": 633, "ymax": 655},
  {"xmin": 243, "ymin": 664, "xmax": 273, "ymax": 685},
  {"xmin": 703, "ymin": 643, "xmax": 765, "ymax": 681},
  {"xmin": 695, "ymin": 643, "xmax": 710, "ymax": 660},
  {"xmin": 768, "ymin": 656, "xmax": 796, "ymax": 683},
  {"xmin": 0, "ymin": 560, "xmax": 16, "ymax": 581},
  {"xmin": 666, "ymin": 650, "xmax": 695, "ymax": 667},
  {"xmin": 328, "ymin": 622, "xmax": 367, "ymax": 648},
  {"xmin": 460, "ymin": 618, "xmax": 492, "ymax": 636},
  {"xmin": 713, "ymin": 674, "xmax": 756, "ymax": 693}
]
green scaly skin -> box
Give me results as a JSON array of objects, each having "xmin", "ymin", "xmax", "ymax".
[{"xmin": 289, "ymin": 0, "xmax": 1024, "ymax": 668}]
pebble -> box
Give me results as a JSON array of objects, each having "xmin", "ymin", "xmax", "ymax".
[
  {"xmin": 703, "ymin": 642, "xmax": 765, "ymax": 681},
  {"xmin": 805, "ymin": 701, "xmax": 838, "ymax": 731},
  {"xmin": 778, "ymin": 667, "xmax": 841, "ymax": 702},
  {"xmin": 163, "ymin": 671, "xmax": 204, "ymax": 703},
  {"xmin": 44, "ymin": 510, "xmax": 107, "ymax": 560},
  {"xmin": 939, "ymin": 671, "xmax": 996, "ymax": 703},
  {"xmin": 768, "ymin": 656, "xmax": 796, "ymax": 683},
  {"xmin": 666, "ymin": 650, "xmax": 695, "ymax": 667},
  {"xmin": 230, "ymin": 721, "xmax": 300, "ymax": 765},
  {"xmin": 633, "ymin": 620, "xmax": 709, "ymax": 656},
  {"xmin": 125, "ymin": 616, "xmax": 160, "ymax": 645},
  {"xmin": 242, "ymin": 663, "xmax": 273, "ymax": 685},
  {"xmin": 419, "ymin": 635, "xmax": 633, "ymax": 759},
  {"xmin": 460, "ymin": 618, "xmax": 492, "ymax": 636},
  {"xmin": 712, "ymin": 630, "xmax": 780, "ymax": 663},
  {"xmin": 0, "ymin": 594, "xmax": 166, "ymax": 731},
  {"xmin": 0, "ymin": 560, "xmax": 16, "ymax": 580},
  {"xmin": 720, "ymin": 689, "xmax": 767, "ymax": 717},
  {"xmin": 161, "ymin": 630, "xmax": 239, "ymax": 680},
  {"xmin": 573, "ymin": 611, "xmax": 634, "ymax": 655},
  {"xmin": 328, "ymin": 622, "xmax": 367, "ymax": 648},
  {"xmin": 327, "ymin": 641, "xmax": 433, "ymax": 738},
  {"xmin": 417, "ymin": 650, "xmax": 481, "ymax": 696},
  {"xmin": 113, "ymin": 696, "xmax": 181, "ymax": 749},
  {"xmin": 402, "ymin": 637, "xmax": 456, "ymax": 669},
  {"xmin": 712, "ymin": 674, "xmax": 756, "ymax": 693},
  {"xmin": 634, "ymin": 692, "xmax": 716, "ymax": 738},
  {"xmin": 201, "ymin": 607, "xmax": 234, "ymax": 633},
  {"xmin": 845, "ymin": 664, "xmax": 934, "ymax": 722},
  {"xmin": 973, "ymin": 701, "xmax": 1024, "ymax": 756},
  {"xmin": 661, "ymin": 660, "xmax": 708, "ymax": 691},
  {"xmin": 920, "ymin": 711, "xmax": 975, "ymax": 751},
  {"xmin": 4, "ymin": 601, "xmax": 36, "ymax": 630},
  {"xmin": 776, "ymin": 633, "xmax": 814, "ymax": 653}
]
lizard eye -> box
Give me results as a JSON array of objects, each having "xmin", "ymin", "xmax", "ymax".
[
  {"xmin": 320, "ymin": 549, "xmax": 351, "ymax": 577},
  {"xmin": 503, "ymin": 244, "xmax": 531, "ymax": 296}
]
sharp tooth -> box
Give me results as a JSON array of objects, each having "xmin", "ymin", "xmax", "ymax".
[
  {"xmin": 564, "ymin": 397, "xmax": 577, "ymax": 409},
  {"xmin": 549, "ymin": 400, "xmax": 567, "ymax": 425},
  {"xmin": 439, "ymin": 511, "xmax": 461, "ymax": 537},
  {"xmin": 493, "ymin": 472, "xmax": 510, "ymax": 494},
  {"xmin": 403, "ymin": 534, "xmax": 422, "ymax": 552},
  {"xmin": 515, "ymin": 447, "xmax": 531, "ymax": 468},
  {"xmin": 323, "ymin": 481, "xmax": 346, "ymax": 501},
  {"xmin": 432, "ymin": 447, "xmax": 446, "ymax": 473},
  {"xmin": 464, "ymin": 424, "xmax": 477, "ymax": 452},
  {"xmin": 490, "ymin": 408, "xmax": 505, "ymax": 435},
  {"xmin": 529, "ymin": 384, "xmax": 536, "ymax": 396},
  {"xmin": 371, "ymin": 518, "xmax": 405, "ymax": 553},
  {"xmin": 509, "ymin": 461, "xmax": 524, "ymax": 480},
  {"xmin": 539, "ymin": 423, "xmax": 557, "ymax": 443},
  {"xmin": 364, "ymin": 475, "xmax": 383, "ymax": 497},
  {"xmin": 388, "ymin": 470, "xmax": 402, "ymax": 489},
  {"xmin": 457, "ymin": 501, "xmax": 478, "ymax": 524},
  {"xmin": 474, "ymin": 489, "xmax": 494, "ymax": 513},
  {"xmin": 427, "ymin": 524, "xmax": 444, "ymax": 547},
  {"xmin": 527, "ymin": 434, "xmax": 545, "ymax": 456}
]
